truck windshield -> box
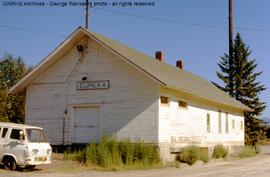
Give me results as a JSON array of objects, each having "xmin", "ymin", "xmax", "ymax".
[{"xmin": 26, "ymin": 129, "xmax": 47, "ymax": 143}]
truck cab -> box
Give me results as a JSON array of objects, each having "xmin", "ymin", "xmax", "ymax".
[{"xmin": 0, "ymin": 122, "xmax": 52, "ymax": 170}]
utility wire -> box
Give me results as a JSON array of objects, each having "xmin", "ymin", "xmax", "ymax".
[
  {"xmin": 1, "ymin": 9, "xmax": 270, "ymax": 37},
  {"xmin": 0, "ymin": 24, "xmax": 66, "ymax": 38},
  {"xmin": 96, "ymin": 8, "xmax": 226, "ymax": 29},
  {"xmin": 96, "ymin": 8, "xmax": 270, "ymax": 32}
]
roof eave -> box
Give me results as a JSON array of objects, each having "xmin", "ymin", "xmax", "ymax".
[
  {"xmin": 9, "ymin": 26, "xmax": 88, "ymax": 95},
  {"xmin": 166, "ymin": 85, "xmax": 251, "ymax": 112}
]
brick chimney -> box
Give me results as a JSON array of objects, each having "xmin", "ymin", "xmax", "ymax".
[
  {"xmin": 176, "ymin": 60, "xmax": 184, "ymax": 69},
  {"xmin": 155, "ymin": 51, "xmax": 163, "ymax": 61}
]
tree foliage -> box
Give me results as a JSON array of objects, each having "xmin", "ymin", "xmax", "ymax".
[
  {"xmin": 213, "ymin": 33, "xmax": 266, "ymax": 146},
  {"xmin": 0, "ymin": 54, "xmax": 32, "ymax": 123}
]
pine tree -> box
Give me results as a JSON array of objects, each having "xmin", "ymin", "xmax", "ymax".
[{"xmin": 213, "ymin": 33, "xmax": 266, "ymax": 146}]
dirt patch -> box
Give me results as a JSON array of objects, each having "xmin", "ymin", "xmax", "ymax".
[
  {"xmin": 1, "ymin": 154, "xmax": 270, "ymax": 177},
  {"xmin": 258, "ymin": 139, "xmax": 270, "ymax": 145},
  {"xmin": 34, "ymin": 153, "xmax": 87, "ymax": 173}
]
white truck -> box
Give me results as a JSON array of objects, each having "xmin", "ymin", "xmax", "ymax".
[{"xmin": 0, "ymin": 122, "xmax": 52, "ymax": 170}]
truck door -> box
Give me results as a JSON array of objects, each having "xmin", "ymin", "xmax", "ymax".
[
  {"xmin": 0, "ymin": 127, "xmax": 2, "ymax": 159},
  {"xmin": 6, "ymin": 129, "xmax": 27, "ymax": 165},
  {"xmin": 0, "ymin": 128, "xmax": 9, "ymax": 161}
]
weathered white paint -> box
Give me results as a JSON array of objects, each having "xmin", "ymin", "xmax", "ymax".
[
  {"xmin": 25, "ymin": 37, "xmax": 159, "ymax": 145},
  {"xmin": 73, "ymin": 106, "xmax": 100, "ymax": 143},
  {"xmin": 23, "ymin": 32, "xmax": 246, "ymax": 161},
  {"xmin": 158, "ymin": 88, "xmax": 244, "ymax": 152}
]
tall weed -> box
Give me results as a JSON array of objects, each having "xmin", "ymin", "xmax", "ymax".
[{"xmin": 64, "ymin": 137, "xmax": 160, "ymax": 170}]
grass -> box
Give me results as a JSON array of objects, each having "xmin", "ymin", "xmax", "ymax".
[
  {"xmin": 238, "ymin": 146, "xmax": 257, "ymax": 158},
  {"xmin": 255, "ymin": 146, "xmax": 261, "ymax": 154},
  {"xmin": 199, "ymin": 152, "xmax": 209, "ymax": 163},
  {"xmin": 176, "ymin": 145, "xmax": 209, "ymax": 165},
  {"xmin": 64, "ymin": 137, "xmax": 160, "ymax": 170},
  {"xmin": 212, "ymin": 144, "xmax": 228, "ymax": 159}
]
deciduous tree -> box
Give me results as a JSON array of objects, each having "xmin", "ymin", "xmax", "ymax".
[{"xmin": 0, "ymin": 54, "xmax": 32, "ymax": 123}]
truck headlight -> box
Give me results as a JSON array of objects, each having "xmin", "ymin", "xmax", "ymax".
[
  {"xmin": 31, "ymin": 149, "xmax": 39, "ymax": 155},
  {"xmin": 47, "ymin": 149, "xmax": 52, "ymax": 155}
]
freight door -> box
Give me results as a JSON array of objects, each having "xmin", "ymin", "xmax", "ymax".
[{"xmin": 73, "ymin": 106, "xmax": 100, "ymax": 143}]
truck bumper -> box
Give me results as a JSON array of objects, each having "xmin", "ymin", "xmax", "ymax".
[{"xmin": 24, "ymin": 156, "xmax": 51, "ymax": 166}]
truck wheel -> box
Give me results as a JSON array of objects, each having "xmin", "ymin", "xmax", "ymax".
[{"xmin": 3, "ymin": 157, "xmax": 17, "ymax": 171}]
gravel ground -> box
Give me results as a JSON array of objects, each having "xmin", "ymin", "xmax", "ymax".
[
  {"xmin": 0, "ymin": 154, "xmax": 270, "ymax": 177},
  {"xmin": 259, "ymin": 146, "xmax": 270, "ymax": 154}
]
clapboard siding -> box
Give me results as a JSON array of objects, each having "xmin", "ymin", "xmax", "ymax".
[
  {"xmin": 25, "ymin": 37, "xmax": 159, "ymax": 145},
  {"xmin": 158, "ymin": 89, "xmax": 244, "ymax": 147}
]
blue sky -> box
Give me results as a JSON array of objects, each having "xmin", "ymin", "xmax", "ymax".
[{"xmin": 0, "ymin": 0, "xmax": 269, "ymax": 118}]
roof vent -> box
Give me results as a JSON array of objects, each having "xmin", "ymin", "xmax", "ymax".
[
  {"xmin": 155, "ymin": 51, "xmax": 163, "ymax": 62},
  {"xmin": 176, "ymin": 60, "xmax": 184, "ymax": 69}
]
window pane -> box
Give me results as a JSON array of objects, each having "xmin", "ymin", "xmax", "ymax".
[
  {"xmin": 225, "ymin": 113, "xmax": 229, "ymax": 134},
  {"xmin": 178, "ymin": 100, "xmax": 188, "ymax": 108},
  {"xmin": 2, "ymin": 128, "xmax": 8, "ymax": 138},
  {"xmin": 207, "ymin": 113, "xmax": 210, "ymax": 133},
  {"xmin": 218, "ymin": 111, "xmax": 222, "ymax": 133},
  {"xmin": 10, "ymin": 129, "xmax": 24, "ymax": 140},
  {"xmin": 26, "ymin": 129, "xmax": 46, "ymax": 143},
  {"xmin": 160, "ymin": 96, "xmax": 169, "ymax": 105}
]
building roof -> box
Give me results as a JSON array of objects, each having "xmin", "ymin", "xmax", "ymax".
[
  {"xmin": 0, "ymin": 122, "xmax": 43, "ymax": 129},
  {"xmin": 9, "ymin": 27, "xmax": 251, "ymax": 111}
]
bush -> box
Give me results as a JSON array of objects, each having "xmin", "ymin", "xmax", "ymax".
[
  {"xmin": 176, "ymin": 145, "xmax": 208, "ymax": 165},
  {"xmin": 63, "ymin": 147, "xmax": 86, "ymax": 162},
  {"xmin": 64, "ymin": 137, "xmax": 160, "ymax": 170},
  {"xmin": 212, "ymin": 145, "xmax": 228, "ymax": 159},
  {"xmin": 199, "ymin": 152, "xmax": 209, "ymax": 163},
  {"xmin": 238, "ymin": 146, "xmax": 257, "ymax": 158},
  {"xmin": 255, "ymin": 146, "xmax": 261, "ymax": 154}
]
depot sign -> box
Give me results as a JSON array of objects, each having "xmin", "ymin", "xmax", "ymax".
[{"xmin": 77, "ymin": 80, "xmax": 110, "ymax": 90}]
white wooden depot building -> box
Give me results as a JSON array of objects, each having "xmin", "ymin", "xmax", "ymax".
[{"xmin": 10, "ymin": 27, "xmax": 251, "ymax": 160}]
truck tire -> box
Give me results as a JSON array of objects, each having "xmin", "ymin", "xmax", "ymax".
[{"xmin": 3, "ymin": 156, "xmax": 17, "ymax": 171}]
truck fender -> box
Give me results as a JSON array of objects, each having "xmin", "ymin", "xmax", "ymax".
[{"xmin": 1, "ymin": 153, "xmax": 17, "ymax": 164}]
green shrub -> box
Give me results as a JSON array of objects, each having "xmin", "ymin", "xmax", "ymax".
[
  {"xmin": 176, "ymin": 145, "xmax": 209, "ymax": 165},
  {"xmin": 238, "ymin": 146, "xmax": 257, "ymax": 158},
  {"xmin": 118, "ymin": 140, "xmax": 160, "ymax": 166},
  {"xmin": 63, "ymin": 147, "xmax": 85, "ymax": 162},
  {"xmin": 212, "ymin": 145, "xmax": 228, "ymax": 159},
  {"xmin": 63, "ymin": 137, "xmax": 160, "ymax": 170},
  {"xmin": 199, "ymin": 152, "xmax": 209, "ymax": 163},
  {"xmin": 85, "ymin": 143, "xmax": 98, "ymax": 165},
  {"xmin": 177, "ymin": 145, "xmax": 201, "ymax": 165},
  {"xmin": 255, "ymin": 146, "xmax": 261, "ymax": 154}
]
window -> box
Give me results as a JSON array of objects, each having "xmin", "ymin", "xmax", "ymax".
[
  {"xmin": 240, "ymin": 121, "xmax": 244, "ymax": 130},
  {"xmin": 26, "ymin": 129, "xmax": 46, "ymax": 143},
  {"xmin": 207, "ymin": 113, "xmax": 211, "ymax": 133},
  {"xmin": 232, "ymin": 119, "xmax": 235, "ymax": 129},
  {"xmin": 10, "ymin": 129, "xmax": 24, "ymax": 140},
  {"xmin": 160, "ymin": 96, "xmax": 169, "ymax": 105},
  {"xmin": 225, "ymin": 113, "xmax": 229, "ymax": 134},
  {"xmin": 218, "ymin": 111, "xmax": 222, "ymax": 133},
  {"xmin": 178, "ymin": 100, "xmax": 188, "ymax": 109},
  {"xmin": 2, "ymin": 128, "xmax": 8, "ymax": 138}
]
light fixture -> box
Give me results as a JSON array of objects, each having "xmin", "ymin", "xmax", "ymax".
[
  {"xmin": 82, "ymin": 77, "xmax": 87, "ymax": 81},
  {"xmin": 77, "ymin": 45, "xmax": 84, "ymax": 52}
]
